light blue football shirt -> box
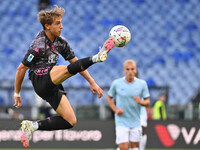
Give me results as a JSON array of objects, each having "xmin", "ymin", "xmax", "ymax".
[
  {"xmin": 140, "ymin": 106, "xmax": 147, "ymax": 117},
  {"xmin": 108, "ymin": 77, "xmax": 150, "ymax": 128}
]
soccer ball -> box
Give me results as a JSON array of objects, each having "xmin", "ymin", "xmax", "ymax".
[{"xmin": 109, "ymin": 25, "xmax": 131, "ymax": 47}]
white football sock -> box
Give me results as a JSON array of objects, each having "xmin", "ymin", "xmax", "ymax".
[
  {"xmin": 32, "ymin": 121, "xmax": 39, "ymax": 130},
  {"xmin": 139, "ymin": 134, "xmax": 147, "ymax": 150},
  {"xmin": 92, "ymin": 54, "xmax": 98, "ymax": 63},
  {"xmin": 129, "ymin": 148, "xmax": 139, "ymax": 150}
]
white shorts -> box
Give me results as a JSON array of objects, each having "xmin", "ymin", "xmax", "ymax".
[
  {"xmin": 115, "ymin": 126, "xmax": 142, "ymax": 144},
  {"xmin": 141, "ymin": 115, "xmax": 148, "ymax": 127}
]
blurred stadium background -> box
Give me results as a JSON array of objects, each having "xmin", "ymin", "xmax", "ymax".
[{"xmin": 0, "ymin": 0, "xmax": 200, "ymax": 149}]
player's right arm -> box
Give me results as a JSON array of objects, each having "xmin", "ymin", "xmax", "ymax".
[
  {"xmin": 13, "ymin": 63, "xmax": 29, "ymax": 109},
  {"xmin": 106, "ymin": 95, "xmax": 124, "ymax": 116}
]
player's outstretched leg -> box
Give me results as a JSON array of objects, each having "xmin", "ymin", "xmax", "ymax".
[
  {"xmin": 20, "ymin": 120, "xmax": 36, "ymax": 148},
  {"xmin": 66, "ymin": 38, "xmax": 115, "ymax": 75},
  {"xmin": 20, "ymin": 116, "xmax": 73, "ymax": 147},
  {"xmin": 93, "ymin": 37, "xmax": 115, "ymax": 62}
]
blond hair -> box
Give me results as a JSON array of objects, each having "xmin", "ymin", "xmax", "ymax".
[
  {"xmin": 37, "ymin": 5, "xmax": 65, "ymax": 29},
  {"xmin": 123, "ymin": 59, "xmax": 137, "ymax": 68}
]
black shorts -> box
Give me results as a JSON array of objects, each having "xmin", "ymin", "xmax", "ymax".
[{"xmin": 30, "ymin": 68, "xmax": 66, "ymax": 111}]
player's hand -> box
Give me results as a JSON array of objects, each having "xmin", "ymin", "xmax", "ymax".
[
  {"xmin": 133, "ymin": 96, "xmax": 141, "ymax": 104},
  {"xmin": 13, "ymin": 96, "xmax": 22, "ymax": 109},
  {"xmin": 115, "ymin": 109, "xmax": 124, "ymax": 116},
  {"xmin": 90, "ymin": 82, "xmax": 103, "ymax": 98}
]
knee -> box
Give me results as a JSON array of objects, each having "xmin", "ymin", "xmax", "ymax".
[
  {"xmin": 119, "ymin": 146, "xmax": 128, "ymax": 150},
  {"xmin": 63, "ymin": 116, "xmax": 77, "ymax": 127},
  {"xmin": 70, "ymin": 117, "xmax": 77, "ymax": 127}
]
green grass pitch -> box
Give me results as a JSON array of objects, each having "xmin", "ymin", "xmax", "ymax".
[{"xmin": 0, "ymin": 148, "xmax": 200, "ymax": 150}]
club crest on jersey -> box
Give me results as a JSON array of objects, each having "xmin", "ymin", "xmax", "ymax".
[
  {"xmin": 48, "ymin": 54, "xmax": 58, "ymax": 63},
  {"xmin": 27, "ymin": 54, "xmax": 34, "ymax": 62}
]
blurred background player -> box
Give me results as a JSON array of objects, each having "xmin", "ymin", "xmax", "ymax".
[
  {"xmin": 199, "ymin": 102, "xmax": 200, "ymax": 120},
  {"xmin": 139, "ymin": 106, "xmax": 148, "ymax": 150},
  {"xmin": 13, "ymin": 5, "xmax": 115, "ymax": 147},
  {"xmin": 136, "ymin": 70, "xmax": 148, "ymax": 150},
  {"xmin": 136, "ymin": 71, "xmax": 148, "ymax": 150},
  {"xmin": 38, "ymin": 0, "xmax": 51, "ymax": 11},
  {"xmin": 153, "ymin": 93, "xmax": 167, "ymax": 120},
  {"xmin": 0, "ymin": 107, "xmax": 24, "ymax": 120},
  {"xmin": 106, "ymin": 59, "xmax": 150, "ymax": 150}
]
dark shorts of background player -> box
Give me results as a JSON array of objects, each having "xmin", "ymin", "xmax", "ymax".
[{"xmin": 30, "ymin": 67, "xmax": 66, "ymax": 111}]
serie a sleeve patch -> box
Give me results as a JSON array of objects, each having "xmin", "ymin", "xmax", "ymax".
[{"xmin": 27, "ymin": 54, "xmax": 34, "ymax": 62}]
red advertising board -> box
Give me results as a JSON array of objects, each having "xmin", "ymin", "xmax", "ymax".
[{"xmin": 147, "ymin": 120, "xmax": 200, "ymax": 149}]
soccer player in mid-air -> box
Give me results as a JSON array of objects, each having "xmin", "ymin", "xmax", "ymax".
[{"xmin": 13, "ymin": 5, "xmax": 115, "ymax": 147}]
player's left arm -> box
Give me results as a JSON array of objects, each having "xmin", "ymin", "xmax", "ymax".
[
  {"xmin": 134, "ymin": 96, "xmax": 150, "ymax": 106},
  {"xmin": 68, "ymin": 57, "xmax": 103, "ymax": 98},
  {"xmin": 134, "ymin": 80, "xmax": 150, "ymax": 106}
]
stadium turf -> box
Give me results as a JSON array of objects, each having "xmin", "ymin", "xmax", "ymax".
[{"xmin": 0, "ymin": 148, "xmax": 200, "ymax": 150}]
